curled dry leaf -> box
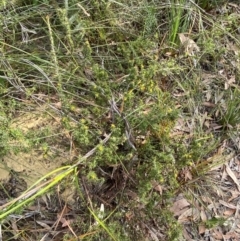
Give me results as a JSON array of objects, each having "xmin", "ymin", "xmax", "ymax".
[
  {"xmin": 225, "ymin": 163, "xmax": 240, "ymax": 191},
  {"xmin": 151, "ymin": 180, "xmax": 163, "ymax": 195},
  {"xmin": 178, "ymin": 207, "xmax": 200, "ymax": 223},
  {"xmin": 198, "ymin": 224, "xmax": 206, "ymax": 235},
  {"xmin": 170, "ymin": 197, "xmax": 190, "ymax": 217},
  {"xmin": 200, "ymin": 210, "xmax": 207, "ymax": 222},
  {"xmin": 225, "ymin": 75, "xmax": 235, "ymax": 90},
  {"xmin": 212, "ymin": 228, "xmax": 223, "ymax": 240},
  {"xmin": 224, "ymin": 231, "xmax": 239, "ymax": 239},
  {"xmin": 228, "ymin": 189, "xmax": 240, "ymax": 202},
  {"xmin": 219, "ymin": 200, "xmax": 236, "ymax": 209},
  {"xmin": 183, "ymin": 227, "xmax": 195, "ymax": 241},
  {"xmin": 178, "ymin": 33, "xmax": 200, "ymax": 56},
  {"xmin": 224, "ymin": 209, "xmax": 235, "ymax": 217}
]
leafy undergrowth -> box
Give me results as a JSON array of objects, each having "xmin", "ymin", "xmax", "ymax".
[{"xmin": 0, "ymin": 1, "xmax": 240, "ymax": 240}]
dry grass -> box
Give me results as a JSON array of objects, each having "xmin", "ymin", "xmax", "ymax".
[{"xmin": 0, "ymin": 1, "xmax": 240, "ymax": 240}]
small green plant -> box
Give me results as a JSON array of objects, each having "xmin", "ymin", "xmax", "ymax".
[
  {"xmin": 205, "ymin": 216, "xmax": 227, "ymax": 229},
  {"xmin": 219, "ymin": 89, "xmax": 240, "ymax": 129},
  {"xmin": 196, "ymin": 0, "xmax": 228, "ymax": 10},
  {"xmin": 168, "ymin": 0, "xmax": 191, "ymax": 45}
]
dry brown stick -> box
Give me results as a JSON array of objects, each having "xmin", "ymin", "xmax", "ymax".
[{"xmin": 71, "ymin": 132, "xmax": 112, "ymax": 168}]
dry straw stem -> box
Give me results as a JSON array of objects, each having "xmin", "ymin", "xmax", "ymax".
[{"xmin": 44, "ymin": 15, "xmax": 61, "ymax": 84}]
